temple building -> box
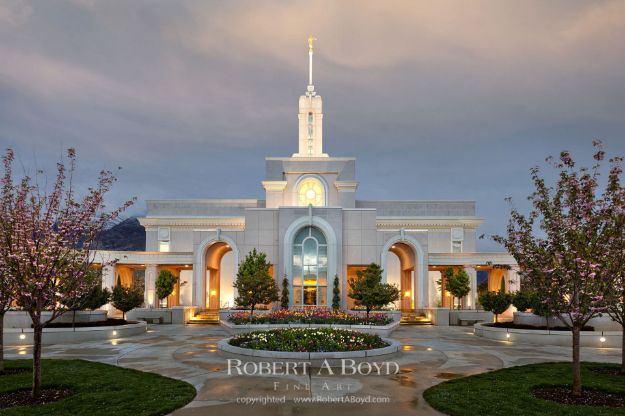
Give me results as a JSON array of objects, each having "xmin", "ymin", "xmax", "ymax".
[{"xmin": 95, "ymin": 38, "xmax": 518, "ymax": 322}]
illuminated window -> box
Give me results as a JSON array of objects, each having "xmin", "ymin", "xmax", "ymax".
[
  {"xmin": 292, "ymin": 226, "xmax": 327, "ymax": 306},
  {"xmin": 159, "ymin": 241, "xmax": 170, "ymax": 252},
  {"xmin": 297, "ymin": 177, "xmax": 325, "ymax": 206}
]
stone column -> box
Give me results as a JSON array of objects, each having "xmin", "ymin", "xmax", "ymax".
[
  {"xmin": 145, "ymin": 264, "xmax": 158, "ymax": 308},
  {"xmin": 464, "ymin": 266, "xmax": 477, "ymax": 309},
  {"xmin": 102, "ymin": 264, "xmax": 116, "ymax": 314},
  {"xmin": 507, "ymin": 268, "xmax": 521, "ymax": 293}
]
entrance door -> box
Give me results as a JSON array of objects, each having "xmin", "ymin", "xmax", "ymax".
[
  {"xmin": 303, "ymin": 287, "xmax": 317, "ymax": 305},
  {"xmin": 207, "ymin": 268, "xmax": 220, "ymax": 310}
]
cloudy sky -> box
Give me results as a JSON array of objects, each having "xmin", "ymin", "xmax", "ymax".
[{"xmin": 1, "ymin": 0, "xmax": 624, "ymax": 250}]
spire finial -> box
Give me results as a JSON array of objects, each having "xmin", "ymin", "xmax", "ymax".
[{"xmin": 308, "ymin": 35, "xmax": 316, "ymax": 51}]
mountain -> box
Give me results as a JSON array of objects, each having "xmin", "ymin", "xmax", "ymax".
[{"xmin": 97, "ymin": 217, "xmax": 145, "ymax": 251}]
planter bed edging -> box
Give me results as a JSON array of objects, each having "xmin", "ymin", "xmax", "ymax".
[
  {"xmin": 4, "ymin": 321, "xmax": 148, "ymax": 346},
  {"xmin": 473, "ymin": 322, "xmax": 621, "ymax": 348},
  {"xmin": 217, "ymin": 337, "xmax": 400, "ymax": 359}
]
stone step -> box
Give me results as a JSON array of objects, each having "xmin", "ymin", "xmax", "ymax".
[
  {"xmin": 188, "ymin": 310, "xmax": 220, "ymax": 324},
  {"xmin": 400, "ymin": 313, "xmax": 432, "ymax": 325},
  {"xmin": 187, "ymin": 319, "xmax": 219, "ymax": 324},
  {"xmin": 400, "ymin": 320, "xmax": 433, "ymax": 326}
]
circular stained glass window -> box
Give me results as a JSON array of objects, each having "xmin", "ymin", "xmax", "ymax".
[{"xmin": 297, "ymin": 177, "xmax": 325, "ymax": 206}]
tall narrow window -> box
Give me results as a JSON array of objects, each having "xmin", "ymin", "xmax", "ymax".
[
  {"xmin": 307, "ymin": 112, "xmax": 314, "ymax": 137},
  {"xmin": 292, "ymin": 226, "xmax": 327, "ymax": 306},
  {"xmin": 307, "ymin": 112, "xmax": 314, "ymax": 155}
]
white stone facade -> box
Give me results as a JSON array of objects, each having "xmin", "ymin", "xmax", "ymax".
[{"xmin": 93, "ymin": 44, "xmax": 518, "ymax": 313}]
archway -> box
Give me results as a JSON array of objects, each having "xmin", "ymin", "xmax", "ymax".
[
  {"xmin": 203, "ymin": 242, "xmax": 234, "ymax": 310},
  {"xmin": 386, "ymin": 243, "xmax": 415, "ymax": 311},
  {"xmin": 380, "ymin": 235, "xmax": 428, "ymax": 309},
  {"xmin": 194, "ymin": 234, "xmax": 240, "ymax": 310}
]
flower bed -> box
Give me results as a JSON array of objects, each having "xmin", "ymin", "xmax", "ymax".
[
  {"xmin": 227, "ymin": 307, "xmax": 393, "ymax": 326},
  {"xmin": 228, "ymin": 328, "xmax": 389, "ymax": 352}
]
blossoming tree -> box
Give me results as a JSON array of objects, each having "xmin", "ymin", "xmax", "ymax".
[
  {"xmin": 493, "ymin": 141, "xmax": 619, "ymax": 397},
  {"xmin": 598, "ymin": 153, "xmax": 625, "ymax": 373},
  {"xmin": 0, "ymin": 249, "xmax": 16, "ymax": 373},
  {"xmin": 0, "ymin": 148, "xmax": 133, "ymax": 398}
]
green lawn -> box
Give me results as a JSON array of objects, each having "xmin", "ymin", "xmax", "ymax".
[
  {"xmin": 424, "ymin": 362, "xmax": 625, "ymax": 416},
  {"xmin": 0, "ymin": 360, "xmax": 196, "ymax": 416}
]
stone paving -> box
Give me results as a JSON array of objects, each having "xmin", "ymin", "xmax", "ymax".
[{"xmin": 4, "ymin": 325, "xmax": 622, "ymax": 416}]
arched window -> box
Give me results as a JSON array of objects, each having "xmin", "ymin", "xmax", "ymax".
[
  {"xmin": 292, "ymin": 226, "xmax": 328, "ymax": 306},
  {"xmin": 297, "ymin": 176, "xmax": 325, "ymax": 207}
]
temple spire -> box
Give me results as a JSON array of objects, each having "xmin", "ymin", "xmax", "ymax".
[
  {"xmin": 307, "ymin": 35, "xmax": 317, "ymax": 96},
  {"xmin": 293, "ymin": 35, "xmax": 327, "ymax": 158}
]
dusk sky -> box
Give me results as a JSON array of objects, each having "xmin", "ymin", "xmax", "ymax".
[{"xmin": 1, "ymin": 0, "xmax": 624, "ymax": 251}]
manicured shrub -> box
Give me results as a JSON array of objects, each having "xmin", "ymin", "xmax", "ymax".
[
  {"xmin": 478, "ymin": 290, "xmax": 512, "ymax": 323},
  {"xmin": 512, "ymin": 289, "xmax": 537, "ymax": 312},
  {"xmin": 82, "ymin": 286, "xmax": 112, "ymax": 310},
  {"xmin": 448, "ymin": 269, "xmax": 471, "ymax": 309},
  {"xmin": 111, "ymin": 276, "xmax": 144, "ymax": 320},
  {"xmin": 280, "ymin": 275, "xmax": 289, "ymax": 309},
  {"xmin": 155, "ymin": 270, "xmax": 177, "ymax": 306},
  {"xmin": 332, "ymin": 275, "xmax": 341, "ymax": 310}
]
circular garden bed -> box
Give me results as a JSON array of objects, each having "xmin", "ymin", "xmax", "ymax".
[
  {"xmin": 424, "ymin": 362, "xmax": 625, "ymax": 415},
  {"xmin": 218, "ymin": 328, "xmax": 400, "ymax": 359},
  {"xmin": 230, "ymin": 327, "xmax": 388, "ymax": 351}
]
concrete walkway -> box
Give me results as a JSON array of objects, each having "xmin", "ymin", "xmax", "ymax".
[{"xmin": 4, "ymin": 325, "xmax": 621, "ymax": 416}]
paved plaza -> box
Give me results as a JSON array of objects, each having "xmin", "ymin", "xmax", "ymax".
[{"xmin": 5, "ymin": 325, "xmax": 621, "ymax": 416}]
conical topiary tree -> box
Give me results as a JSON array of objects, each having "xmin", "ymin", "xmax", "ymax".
[
  {"xmin": 280, "ymin": 275, "xmax": 289, "ymax": 309},
  {"xmin": 332, "ymin": 275, "xmax": 341, "ymax": 310}
]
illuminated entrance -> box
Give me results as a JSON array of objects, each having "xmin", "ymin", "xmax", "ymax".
[{"xmin": 292, "ymin": 226, "xmax": 328, "ymax": 306}]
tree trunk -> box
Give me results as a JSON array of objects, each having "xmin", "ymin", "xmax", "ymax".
[
  {"xmin": 250, "ymin": 304, "xmax": 255, "ymax": 321},
  {"xmin": 621, "ymin": 325, "xmax": 625, "ymax": 375},
  {"xmin": 366, "ymin": 307, "xmax": 370, "ymax": 319},
  {"xmin": 0, "ymin": 312, "xmax": 4, "ymax": 372},
  {"xmin": 32, "ymin": 323, "xmax": 43, "ymax": 399},
  {"xmin": 571, "ymin": 324, "xmax": 582, "ymax": 397}
]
